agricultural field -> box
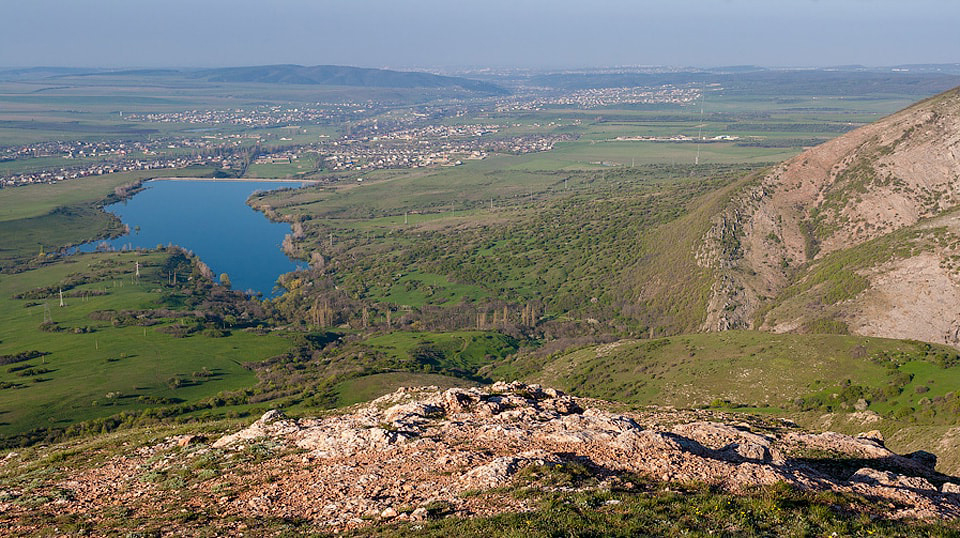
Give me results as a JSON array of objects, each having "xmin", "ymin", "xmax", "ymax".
[
  {"xmin": 516, "ymin": 93, "xmax": 932, "ymax": 172},
  {"xmin": 245, "ymin": 154, "xmax": 318, "ymax": 179}
]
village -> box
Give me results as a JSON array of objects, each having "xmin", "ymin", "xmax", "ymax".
[
  {"xmin": 0, "ymin": 84, "xmax": 709, "ymax": 188},
  {"xmin": 503, "ymin": 84, "xmax": 703, "ymax": 111},
  {"xmin": 121, "ymin": 103, "xmax": 375, "ymax": 128},
  {"xmin": 0, "ymin": 137, "xmax": 251, "ymax": 187},
  {"xmin": 0, "ymin": 108, "xmax": 575, "ymax": 186}
]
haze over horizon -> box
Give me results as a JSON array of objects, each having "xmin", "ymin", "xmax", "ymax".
[{"xmin": 3, "ymin": 0, "xmax": 959, "ymax": 71}]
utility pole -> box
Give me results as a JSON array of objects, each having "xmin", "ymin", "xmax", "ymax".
[{"xmin": 695, "ymin": 83, "xmax": 705, "ymax": 165}]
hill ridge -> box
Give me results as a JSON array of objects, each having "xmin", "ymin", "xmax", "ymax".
[{"xmin": 192, "ymin": 64, "xmax": 509, "ymax": 94}]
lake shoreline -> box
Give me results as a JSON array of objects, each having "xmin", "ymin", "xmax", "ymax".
[{"xmin": 76, "ymin": 179, "xmax": 306, "ymax": 296}]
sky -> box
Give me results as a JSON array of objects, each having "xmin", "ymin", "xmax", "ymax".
[{"xmin": 2, "ymin": 0, "xmax": 958, "ymax": 70}]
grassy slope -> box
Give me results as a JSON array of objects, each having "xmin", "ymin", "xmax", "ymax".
[
  {"xmin": 350, "ymin": 482, "xmax": 958, "ymax": 538},
  {"xmin": 616, "ymin": 169, "xmax": 766, "ymax": 334},
  {"xmin": 0, "ymin": 171, "xmax": 157, "ymax": 223},
  {"xmin": 0, "ymin": 251, "xmax": 290, "ymax": 438},
  {"xmin": 487, "ymin": 330, "xmax": 960, "ymax": 471},
  {"xmin": 0, "ymin": 204, "xmax": 124, "ymax": 268},
  {"xmin": 334, "ymin": 372, "xmax": 477, "ymax": 406},
  {"xmin": 490, "ymin": 331, "xmax": 946, "ymax": 407}
]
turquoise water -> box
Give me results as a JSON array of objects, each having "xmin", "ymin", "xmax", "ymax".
[{"xmin": 83, "ymin": 180, "xmax": 305, "ymax": 296}]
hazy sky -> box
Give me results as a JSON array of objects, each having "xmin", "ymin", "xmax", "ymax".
[{"xmin": 2, "ymin": 0, "xmax": 958, "ymax": 69}]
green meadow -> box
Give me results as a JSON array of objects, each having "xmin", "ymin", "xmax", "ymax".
[
  {"xmin": 333, "ymin": 372, "xmax": 478, "ymax": 406},
  {"xmin": 490, "ymin": 331, "xmax": 957, "ymax": 409},
  {"xmin": 0, "ymin": 251, "xmax": 291, "ymax": 439},
  {"xmin": 245, "ymin": 154, "xmax": 318, "ymax": 179}
]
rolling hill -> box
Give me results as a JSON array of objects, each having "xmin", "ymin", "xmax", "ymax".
[{"xmin": 191, "ymin": 64, "xmax": 509, "ymax": 95}]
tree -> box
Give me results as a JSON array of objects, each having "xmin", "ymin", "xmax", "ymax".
[{"xmin": 219, "ymin": 273, "xmax": 232, "ymax": 289}]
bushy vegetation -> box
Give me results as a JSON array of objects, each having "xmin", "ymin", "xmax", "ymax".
[{"xmin": 266, "ymin": 163, "xmax": 762, "ymax": 338}]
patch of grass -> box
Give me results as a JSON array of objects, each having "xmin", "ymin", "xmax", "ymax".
[
  {"xmin": 346, "ymin": 480, "xmax": 959, "ymax": 537},
  {"xmin": 245, "ymin": 156, "xmax": 317, "ymax": 179},
  {"xmin": 369, "ymin": 271, "xmax": 490, "ymax": 308},
  {"xmin": 491, "ymin": 330, "xmax": 958, "ymax": 419},
  {"xmin": 515, "ymin": 462, "xmax": 599, "ymax": 491},
  {"xmin": 801, "ymin": 317, "xmax": 850, "ymax": 335},
  {"xmin": 334, "ymin": 372, "xmax": 477, "ymax": 407}
]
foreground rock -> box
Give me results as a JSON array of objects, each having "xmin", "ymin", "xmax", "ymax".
[{"xmin": 3, "ymin": 383, "xmax": 959, "ymax": 534}]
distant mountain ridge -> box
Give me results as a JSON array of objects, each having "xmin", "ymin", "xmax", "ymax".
[
  {"xmin": 191, "ymin": 64, "xmax": 509, "ymax": 95},
  {"xmin": 0, "ymin": 64, "xmax": 509, "ymax": 95},
  {"xmin": 530, "ymin": 70, "xmax": 960, "ymax": 96}
]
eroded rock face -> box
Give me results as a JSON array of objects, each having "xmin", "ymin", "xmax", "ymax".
[
  {"xmin": 13, "ymin": 383, "xmax": 960, "ymax": 534},
  {"xmin": 671, "ymin": 421, "xmax": 784, "ymax": 463}
]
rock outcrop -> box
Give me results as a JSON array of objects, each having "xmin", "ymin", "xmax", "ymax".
[{"xmin": 6, "ymin": 383, "xmax": 957, "ymax": 534}]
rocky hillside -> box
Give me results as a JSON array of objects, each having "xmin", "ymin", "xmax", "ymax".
[
  {"xmin": 700, "ymin": 86, "xmax": 960, "ymax": 344},
  {"xmin": 3, "ymin": 383, "xmax": 959, "ymax": 535}
]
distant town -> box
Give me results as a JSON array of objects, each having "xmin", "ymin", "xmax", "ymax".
[{"xmin": 0, "ymin": 84, "xmax": 702, "ymax": 187}]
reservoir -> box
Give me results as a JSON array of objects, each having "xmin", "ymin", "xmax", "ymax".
[{"xmin": 82, "ymin": 179, "xmax": 306, "ymax": 296}]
